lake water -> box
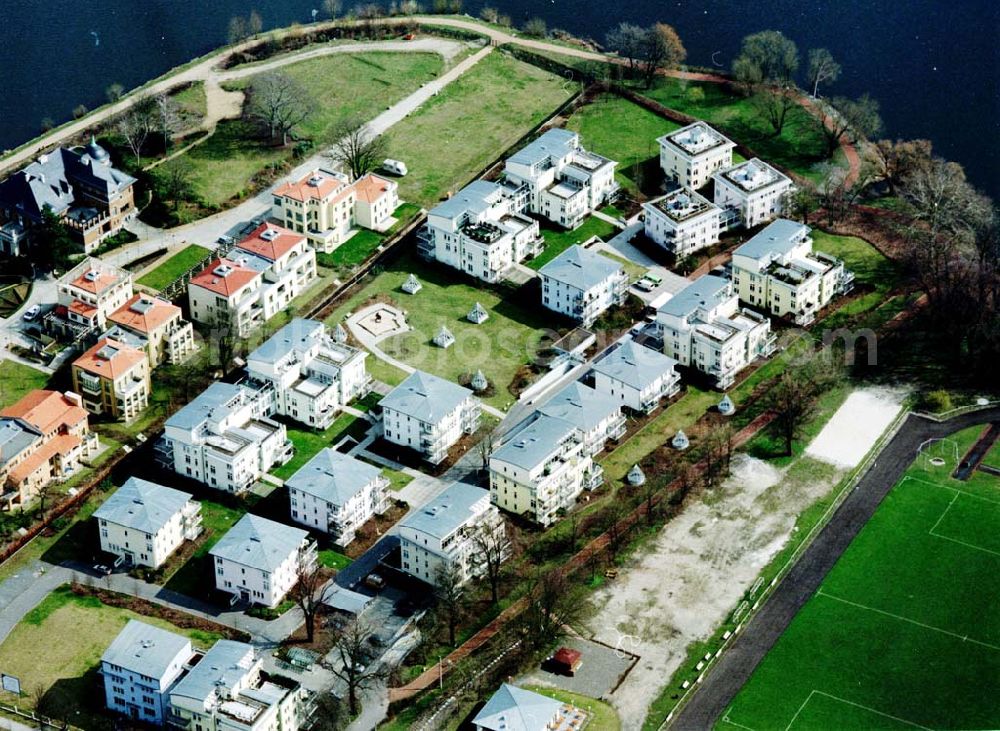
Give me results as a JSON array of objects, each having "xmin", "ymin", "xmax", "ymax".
[{"xmin": 1, "ymin": 0, "xmax": 997, "ymax": 197}]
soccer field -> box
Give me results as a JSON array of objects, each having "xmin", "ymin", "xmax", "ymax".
[{"xmin": 721, "ymin": 425, "xmax": 1000, "ymax": 730}]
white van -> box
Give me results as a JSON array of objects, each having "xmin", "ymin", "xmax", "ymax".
[{"xmin": 382, "ymin": 159, "xmax": 408, "ymax": 176}]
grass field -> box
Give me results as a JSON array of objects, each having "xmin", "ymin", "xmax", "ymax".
[
  {"xmin": 523, "ymin": 685, "xmax": 621, "ymax": 731},
  {"xmin": 162, "ymin": 500, "xmax": 244, "ymax": 599},
  {"xmin": 136, "ymin": 244, "xmax": 211, "ymax": 291},
  {"xmin": 0, "ymin": 360, "xmax": 50, "ymax": 407},
  {"xmin": 383, "ymin": 52, "xmax": 577, "ymax": 206},
  {"xmin": 527, "ymin": 216, "xmax": 621, "ymax": 270},
  {"xmin": 315, "ymin": 203, "xmax": 422, "ymax": 273},
  {"xmin": 271, "ymin": 412, "xmax": 370, "ymax": 481},
  {"xmin": 722, "ymin": 425, "xmax": 1000, "ymax": 730}
]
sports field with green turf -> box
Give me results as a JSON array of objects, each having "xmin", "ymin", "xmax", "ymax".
[{"xmin": 721, "ymin": 425, "xmax": 1000, "ymax": 730}]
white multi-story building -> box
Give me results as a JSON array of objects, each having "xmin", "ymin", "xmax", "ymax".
[
  {"xmin": 94, "ymin": 478, "xmax": 202, "ymax": 569},
  {"xmin": 657, "ymin": 274, "xmax": 775, "ymax": 390},
  {"xmin": 246, "ymin": 319, "xmax": 370, "ymax": 430},
  {"xmin": 539, "ymin": 244, "xmax": 629, "ymax": 327},
  {"xmin": 713, "ymin": 158, "xmax": 794, "ymax": 229},
  {"xmin": 286, "ymin": 449, "xmax": 390, "ymax": 547},
  {"xmin": 353, "ymin": 173, "xmax": 400, "ymax": 231},
  {"xmin": 538, "ymin": 381, "xmax": 625, "ymax": 456},
  {"xmin": 101, "ymin": 620, "xmax": 193, "ymax": 725},
  {"xmin": 504, "ymin": 128, "xmax": 618, "ymax": 230},
  {"xmin": 731, "ymin": 219, "xmax": 854, "ymax": 326},
  {"xmin": 591, "ymin": 336, "xmax": 681, "ymax": 414},
  {"xmin": 379, "ymin": 371, "xmax": 481, "ymax": 465},
  {"xmin": 168, "ymin": 640, "xmax": 303, "ymax": 731},
  {"xmin": 490, "ymin": 413, "xmax": 602, "ymax": 526},
  {"xmin": 210, "ymin": 514, "xmax": 316, "ymax": 608},
  {"xmin": 160, "ymin": 382, "xmax": 291, "ymax": 494},
  {"xmin": 473, "ymin": 684, "xmax": 571, "ymax": 731},
  {"xmin": 398, "ymin": 482, "xmax": 505, "ymax": 587},
  {"xmin": 643, "ymin": 187, "xmax": 722, "ymax": 257},
  {"xmin": 658, "ymin": 121, "xmax": 736, "ymax": 190},
  {"xmin": 420, "ymin": 180, "xmax": 542, "ymax": 283}
]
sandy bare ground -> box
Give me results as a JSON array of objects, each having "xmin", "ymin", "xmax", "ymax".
[
  {"xmin": 806, "ymin": 387, "xmax": 905, "ymax": 468},
  {"xmin": 584, "ymin": 386, "xmax": 905, "ymax": 729}
]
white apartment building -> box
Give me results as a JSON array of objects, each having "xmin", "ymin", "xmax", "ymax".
[
  {"xmin": 94, "ymin": 478, "xmax": 202, "ymax": 569},
  {"xmin": 420, "ymin": 180, "xmax": 542, "ymax": 283},
  {"xmin": 160, "ymin": 382, "xmax": 291, "ymax": 494},
  {"xmin": 379, "ymin": 370, "xmax": 481, "ymax": 465},
  {"xmin": 504, "ymin": 128, "xmax": 618, "ymax": 230},
  {"xmin": 731, "ymin": 219, "xmax": 854, "ymax": 326},
  {"xmin": 591, "ymin": 336, "xmax": 681, "ymax": 414},
  {"xmin": 657, "ymin": 274, "xmax": 775, "ymax": 390},
  {"xmin": 168, "ymin": 640, "xmax": 303, "ymax": 731},
  {"xmin": 490, "ymin": 413, "xmax": 602, "ymax": 526},
  {"xmin": 246, "ymin": 318, "xmax": 370, "ymax": 430},
  {"xmin": 353, "ymin": 173, "xmax": 400, "ymax": 231},
  {"xmin": 658, "ymin": 121, "xmax": 736, "ymax": 190},
  {"xmin": 102, "ymin": 620, "xmax": 193, "ymax": 725},
  {"xmin": 643, "ymin": 187, "xmax": 722, "ymax": 257},
  {"xmin": 286, "ymin": 449, "xmax": 390, "ymax": 547},
  {"xmin": 539, "ymin": 244, "xmax": 629, "ymax": 327},
  {"xmin": 398, "ymin": 482, "xmax": 506, "ymax": 587},
  {"xmin": 53, "ymin": 257, "xmax": 133, "ymax": 337},
  {"xmin": 538, "ymin": 381, "xmax": 625, "ymax": 456},
  {"xmin": 210, "ymin": 514, "xmax": 316, "ymax": 608},
  {"xmin": 713, "ymin": 158, "xmax": 794, "ymax": 228}
]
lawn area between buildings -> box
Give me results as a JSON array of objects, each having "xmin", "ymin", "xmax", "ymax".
[
  {"xmin": 723, "ymin": 425, "xmax": 1000, "ymax": 730},
  {"xmin": 160, "ymin": 500, "xmax": 244, "ymax": 600},
  {"xmin": 384, "ymin": 51, "xmax": 578, "ymax": 207},
  {"xmin": 271, "ymin": 412, "xmax": 371, "ymax": 481},
  {"xmin": 0, "ymin": 360, "xmax": 50, "ymax": 406},
  {"xmin": 527, "ymin": 216, "xmax": 621, "ymax": 271},
  {"xmin": 315, "ymin": 202, "xmax": 423, "ymax": 273},
  {"xmin": 523, "ymin": 686, "xmax": 622, "ymax": 731},
  {"xmin": 136, "ymin": 244, "xmax": 212, "ymax": 292},
  {"xmin": 599, "ymin": 250, "xmax": 648, "ymax": 282},
  {"xmin": 0, "ymin": 585, "xmax": 220, "ymax": 728}
]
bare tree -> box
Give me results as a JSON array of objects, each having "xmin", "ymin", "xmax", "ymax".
[
  {"xmin": 72, "ymin": 104, "xmax": 88, "ymax": 119},
  {"xmin": 291, "ymin": 559, "xmax": 332, "ymax": 643},
  {"xmin": 434, "ymin": 562, "xmax": 464, "ymax": 646},
  {"xmin": 732, "ymin": 30, "xmax": 800, "ymax": 93},
  {"xmin": 246, "ymin": 72, "xmax": 311, "ymax": 146},
  {"xmin": 606, "ymin": 23, "xmax": 646, "ymax": 78},
  {"xmin": 476, "ymin": 429, "xmax": 496, "ymax": 474},
  {"xmin": 154, "ymin": 93, "xmax": 180, "ymax": 151},
  {"xmin": 521, "ymin": 569, "xmax": 582, "ymax": 651},
  {"xmin": 902, "ymin": 158, "xmax": 991, "ymax": 237},
  {"xmin": 750, "ymin": 86, "xmax": 797, "ymax": 136},
  {"xmin": 116, "ymin": 95, "xmax": 156, "ymax": 166},
  {"xmin": 782, "ymin": 185, "xmax": 820, "ymax": 225},
  {"xmin": 159, "ymin": 161, "xmax": 194, "ymax": 212},
  {"xmin": 838, "ymin": 93, "xmax": 883, "ymax": 144},
  {"xmin": 471, "ymin": 517, "xmax": 510, "ymax": 606},
  {"xmin": 806, "ymin": 48, "xmax": 841, "ymax": 98},
  {"xmin": 867, "ymin": 138, "xmax": 933, "ymax": 195},
  {"xmin": 105, "ymin": 82, "xmax": 125, "ymax": 103},
  {"xmin": 35, "ymin": 481, "xmax": 58, "ymax": 520},
  {"xmin": 248, "ymin": 10, "xmax": 263, "ymax": 38},
  {"xmin": 328, "ymin": 116, "xmax": 389, "ymax": 180},
  {"xmin": 328, "ymin": 619, "xmax": 386, "ymax": 716},
  {"xmin": 228, "ymin": 15, "xmax": 250, "ymax": 45},
  {"xmin": 322, "ymin": 0, "xmax": 342, "ymax": 19},
  {"xmin": 479, "ymin": 6, "xmax": 499, "ymax": 23},
  {"xmin": 812, "ymin": 98, "xmax": 853, "ymax": 157},
  {"xmin": 702, "ymin": 421, "xmax": 735, "ymax": 487},
  {"xmin": 767, "ymin": 360, "xmax": 841, "ymax": 456},
  {"xmin": 639, "ymin": 23, "xmax": 686, "ymax": 89},
  {"xmin": 523, "ymin": 17, "xmax": 547, "ymax": 38}
]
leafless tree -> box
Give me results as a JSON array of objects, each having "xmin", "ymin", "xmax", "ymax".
[
  {"xmin": 523, "ymin": 17, "xmax": 547, "ymax": 38},
  {"xmin": 248, "ymin": 10, "xmax": 263, "ymax": 38},
  {"xmin": 327, "ymin": 116, "xmax": 389, "ymax": 180},
  {"xmin": 606, "ymin": 23, "xmax": 646, "ymax": 78},
  {"xmin": 866, "ymin": 138, "xmax": 933, "ymax": 196},
  {"xmin": 751, "ymin": 85, "xmax": 797, "ymax": 136},
  {"xmin": 806, "ymin": 48, "xmax": 841, "ymax": 98},
  {"xmin": 521, "ymin": 568, "xmax": 582, "ymax": 651},
  {"xmin": 116, "ymin": 95, "xmax": 156, "ymax": 166},
  {"xmin": 479, "ymin": 6, "xmax": 498, "ymax": 23},
  {"xmin": 228, "ymin": 16, "xmax": 250, "ymax": 45},
  {"xmin": 782, "ymin": 186, "xmax": 820, "ymax": 225},
  {"xmin": 434, "ymin": 562, "xmax": 464, "ymax": 646},
  {"xmin": 154, "ymin": 93, "xmax": 180, "ymax": 151},
  {"xmin": 327, "ymin": 619, "xmax": 386, "ymax": 716},
  {"xmin": 291, "ymin": 559, "xmax": 332, "ymax": 643},
  {"xmin": 322, "ymin": 0, "xmax": 342, "ymax": 19},
  {"xmin": 767, "ymin": 359, "xmax": 842, "ymax": 456},
  {"xmin": 246, "ymin": 72, "xmax": 311, "ymax": 145},
  {"xmin": 471, "ymin": 517, "xmax": 510, "ymax": 605}
]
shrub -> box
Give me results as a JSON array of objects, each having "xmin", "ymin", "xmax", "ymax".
[{"xmin": 919, "ymin": 389, "xmax": 953, "ymax": 413}]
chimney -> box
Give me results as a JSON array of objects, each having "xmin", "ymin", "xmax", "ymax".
[{"xmin": 64, "ymin": 391, "xmax": 83, "ymax": 408}]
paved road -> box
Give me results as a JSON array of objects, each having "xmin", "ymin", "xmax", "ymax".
[{"xmin": 670, "ymin": 405, "xmax": 1000, "ymax": 730}]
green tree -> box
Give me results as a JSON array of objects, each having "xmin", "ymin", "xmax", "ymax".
[
  {"xmin": 732, "ymin": 30, "xmax": 799, "ymax": 93},
  {"xmin": 34, "ymin": 206, "xmax": 76, "ymax": 272},
  {"xmin": 807, "ymin": 48, "xmax": 841, "ymax": 97}
]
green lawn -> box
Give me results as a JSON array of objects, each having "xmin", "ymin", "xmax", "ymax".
[
  {"xmin": 319, "ymin": 549, "xmax": 353, "ymax": 570},
  {"xmin": 599, "ymin": 250, "xmax": 647, "ymax": 282},
  {"xmin": 384, "ymin": 52, "xmax": 577, "ymax": 206},
  {"xmin": 162, "ymin": 500, "xmax": 244, "ymax": 599},
  {"xmin": 136, "ymin": 244, "xmax": 212, "ymax": 291},
  {"xmin": 271, "ymin": 412, "xmax": 370, "ymax": 481},
  {"xmin": 527, "ymin": 216, "xmax": 621, "ymax": 270},
  {"xmin": 810, "ymin": 230, "xmax": 900, "ymax": 330},
  {"xmin": 316, "ymin": 203, "xmax": 423, "ymax": 271},
  {"xmin": 523, "ymin": 686, "xmax": 621, "ymax": 730},
  {"xmin": 171, "ymin": 81, "xmax": 207, "ymax": 124},
  {"xmin": 0, "ymin": 360, "xmax": 50, "ymax": 407},
  {"xmin": 564, "ymin": 93, "xmax": 680, "ymax": 195},
  {"xmin": 722, "ymin": 428, "xmax": 1000, "ymax": 730},
  {"xmin": 0, "ymin": 585, "xmax": 219, "ymax": 726}
]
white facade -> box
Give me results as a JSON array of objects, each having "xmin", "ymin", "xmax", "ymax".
[
  {"xmin": 539, "ymin": 244, "xmax": 629, "ymax": 327},
  {"xmin": 399, "ymin": 482, "xmax": 506, "ymax": 587},
  {"xmin": 538, "ymin": 381, "xmax": 626, "ymax": 457},
  {"xmin": 505, "ymin": 128, "xmax": 618, "ymax": 229},
  {"xmin": 657, "ymin": 274, "xmax": 775, "ymax": 390},
  {"xmin": 247, "ymin": 319, "xmax": 370, "ymax": 430},
  {"xmin": 591, "ymin": 336, "xmax": 681, "ymax": 414},
  {"xmin": 160, "ymin": 382, "xmax": 291, "ymax": 494},
  {"xmin": 658, "ymin": 121, "xmax": 736, "ymax": 190},
  {"xmin": 713, "ymin": 158, "xmax": 794, "ymax": 228},
  {"xmin": 643, "ymin": 187, "xmax": 722, "ymax": 257},
  {"xmin": 56, "ymin": 257, "xmax": 133, "ymax": 333},
  {"xmin": 353, "ymin": 173, "xmax": 400, "ymax": 231}
]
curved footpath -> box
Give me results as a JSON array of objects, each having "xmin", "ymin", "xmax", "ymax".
[{"xmin": 670, "ymin": 404, "xmax": 1000, "ymax": 730}]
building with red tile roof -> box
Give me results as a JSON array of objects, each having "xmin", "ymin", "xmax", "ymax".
[
  {"xmin": 72, "ymin": 338, "xmax": 151, "ymax": 423},
  {"xmin": 54, "ymin": 257, "xmax": 133, "ymax": 336},
  {"xmin": 107, "ymin": 294, "xmax": 195, "ymax": 366}
]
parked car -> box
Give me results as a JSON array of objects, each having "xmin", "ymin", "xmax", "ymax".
[
  {"xmin": 93, "ymin": 564, "xmax": 111, "ymax": 576},
  {"xmin": 364, "ymin": 572, "xmax": 386, "ymax": 591},
  {"xmin": 382, "ymin": 159, "xmax": 408, "ymax": 176},
  {"xmin": 22, "ymin": 305, "xmax": 40, "ymax": 321}
]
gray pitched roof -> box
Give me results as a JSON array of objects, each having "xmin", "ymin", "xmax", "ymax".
[
  {"xmin": 508, "ymin": 128, "xmax": 578, "ymax": 167},
  {"xmin": 539, "ymin": 244, "xmax": 622, "ymax": 291},
  {"xmin": 733, "ymin": 218, "xmax": 810, "ymax": 260},
  {"xmin": 428, "ymin": 180, "xmax": 504, "ymax": 224},
  {"xmin": 492, "ymin": 414, "xmax": 578, "ymax": 471},
  {"xmin": 94, "ymin": 478, "xmax": 193, "ymax": 534},
  {"xmin": 657, "ymin": 274, "xmax": 731, "ymax": 319},
  {"xmin": 539, "ymin": 381, "xmax": 620, "ymax": 432},
  {"xmin": 378, "ymin": 370, "xmax": 472, "ymax": 423},
  {"xmin": 592, "ymin": 337, "xmax": 677, "ymax": 390},
  {"xmin": 102, "ymin": 619, "xmax": 190, "ymax": 680},
  {"xmin": 399, "ymin": 482, "xmax": 488, "ymax": 540},
  {"xmin": 165, "ymin": 382, "xmax": 255, "ymax": 431},
  {"xmin": 286, "ymin": 450, "xmax": 382, "ymax": 506},
  {"xmin": 0, "ymin": 419, "xmax": 41, "ymax": 471},
  {"xmin": 210, "ymin": 514, "xmax": 308, "ymax": 571},
  {"xmin": 247, "ymin": 318, "xmax": 324, "ymax": 366},
  {"xmin": 169, "ymin": 640, "xmax": 254, "ymax": 704},
  {"xmin": 472, "ymin": 683, "xmax": 563, "ymax": 731}
]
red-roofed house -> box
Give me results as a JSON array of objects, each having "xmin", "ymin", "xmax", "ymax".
[
  {"xmin": 52, "ymin": 257, "xmax": 133, "ymax": 337},
  {"xmin": 107, "ymin": 294, "xmax": 195, "ymax": 366},
  {"xmin": 72, "ymin": 338, "xmax": 150, "ymax": 422},
  {"xmin": 187, "ymin": 257, "xmax": 264, "ymax": 337},
  {"xmin": 353, "ymin": 173, "xmax": 399, "ymax": 231}
]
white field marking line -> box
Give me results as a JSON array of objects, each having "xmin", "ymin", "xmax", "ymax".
[
  {"xmin": 928, "ymin": 491, "xmax": 959, "ymax": 534},
  {"xmin": 817, "ymin": 590, "xmax": 1000, "ymax": 652},
  {"xmin": 902, "ymin": 475, "xmax": 1000, "ymax": 506},
  {"xmin": 783, "ymin": 691, "xmax": 816, "ymax": 731},
  {"xmin": 909, "ymin": 478, "xmax": 1000, "ymax": 558},
  {"xmin": 718, "ymin": 712, "xmax": 757, "ymax": 731},
  {"xmin": 787, "ymin": 690, "xmax": 931, "ymax": 730},
  {"xmin": 929, "ymin": 528, "xmax": 1000, "ymax": 559}
]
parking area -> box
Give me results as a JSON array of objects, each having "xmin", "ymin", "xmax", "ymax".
[{"xmin": 518, "ymin": 636, "xmax": 637, "ymax": 699}]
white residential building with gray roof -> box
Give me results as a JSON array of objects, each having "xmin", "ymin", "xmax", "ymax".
[
  {"xmin": 286, "ymin": 449, "xmax": 390, "ymax": 546},
  {"xmin": 539, "ymin": 381, "xmax": 626, "ymax": 456},
  {"xmin": 657, "ymin": 274, "xmax": 775, "ymax": 389},
  {"xmin": 539, "ymin": 244, "xmax": 629, "ymax": 327},
  {"xmin": 101, "ymin": 620, "xmax": 193, "ymax": 725},
  {"xmin": 398, "ymin": 482, "xmax": 504, "ymax": 587},
  {"xmin": 210, "ymin": 514, "xmax": 316, "ymax": 608},
  {"xmin": 713, "ymin": 158, "xmax": 793, "ymax": 228},
  {"xmin": 246, "ymin": 319, "xmax": 370, "ymax": 430},
  {"xmin": 658, "ymin": 121, "xmax": 736, "ymax": 190},
  {"xmin": 160, "ymin": 382, "xmax": 292, "ymax": 494},
  {"xmin": 379, "ymin": 370, "xmax": 481, "ymax": 465},
  {"xmin": 94, "ymin": 478, "xmax": 202, "ymax": 569},
  {"xmin": 591, "ymin": 336, "xmax": 681, "ymax": 414},
  {"xmin": 473, "ymin": 683, "xmax": 570, "ymax": 731},
  {"xmin": 643, "ymin": 187, "xmax": 723, "ymax": 257}
]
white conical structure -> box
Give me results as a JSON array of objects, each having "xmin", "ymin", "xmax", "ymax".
[
  {"xmin": 468, "ymin": 302, "xmax": 489, "ymax": 325},
  {"xmin": 672, "ymin": 430, "xmax": 690, "ymax": 450},
  {"xmin": 471, "ymin": 369, "xmax": 489, "ymax": 391},
  {"xmin": 718, "ymin": 394, "xmax": 736, "ymax": 416},
  {"xmin": 333, "ymin": 323, "xmax": 348, "ymax": 343},
  {"xmin": 627, "ymin": 463, "xmax": 646, "ymax": 486},
  {"xmin": 402, "ymin": 273, "xmax": 422, "ymax": 294},
  {"xmin": 433, "ymin": 325, "xmax": 455, "ymax": 348}
]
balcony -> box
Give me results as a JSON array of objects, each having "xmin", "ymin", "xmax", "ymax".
[
  {"xmin": 584, "ymin": 464, "xmax": 604, "ymax": 491},
  {"xmin": 607, "ymin": 413, "xmax": 627, "ymax": 441},
  {"xmin": 182, "ymin": 502, "xmax": 204, "ymax": 540},
  {"xmin": 839, "ymin": 269, "xmax": 856, "ymax": 295}
]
